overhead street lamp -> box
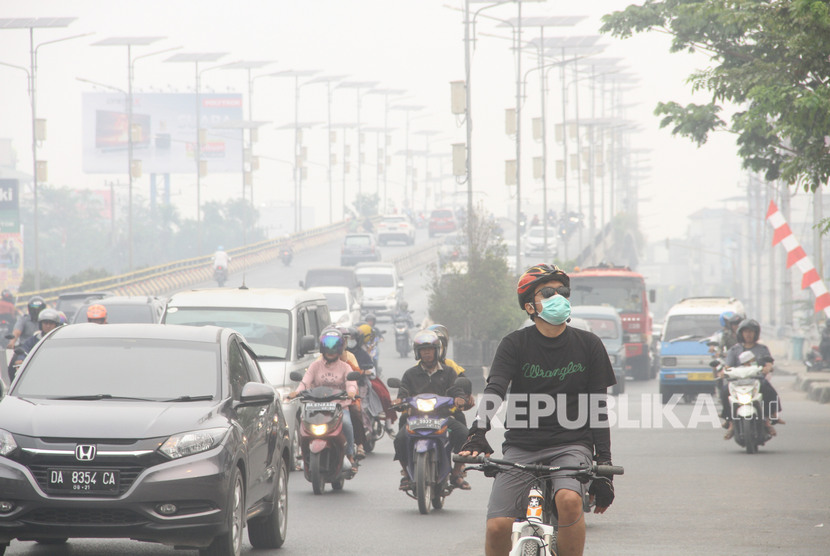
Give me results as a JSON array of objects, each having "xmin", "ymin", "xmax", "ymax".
[
  {"xmin": 0, "ymin": 16, "xmax": 87, "ymax": 290},
  {"xmin": 305, "ymin": 75, "xmax": 348, "ymax": 224},
  {"xmin": 92, "ymin": 36, "xmax": 166, "ymax": 271},
  {"xmin": 330, "ymin": 122, "xmax": 358, "ymax": 220},
  {"xmin": 337, "ymin": 81, "xmax": 379, "ymax": 202},
  {"xmin": 164, "ymin": 52, "xmax": 229, "ymax": 254},
  {"xmin": 265, "ymin": 70, "xmax": 320, "ymax": 232},
  {"xmin": 220, "ymin": 61, "xmax": 274, "ymax": 209},
  {"xmin": 367, "ymin": 88, "xmax": 406, "ymax": 214},
  {"xmin": 390, "ymin": 104, "xmax": 425, "ymax": 213}
]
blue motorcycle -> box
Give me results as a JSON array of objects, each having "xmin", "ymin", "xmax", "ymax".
[{"xmin": 387, "ymin": 376, "xmax": 471, "ymax": 514}]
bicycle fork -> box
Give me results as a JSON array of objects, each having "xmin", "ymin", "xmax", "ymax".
[{"xmin": 510, "ymin": 486, "xmax": 557, "ymax": 556}]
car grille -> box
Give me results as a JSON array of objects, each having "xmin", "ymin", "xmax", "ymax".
[
  {"xmin": 23, "ymin": 508, "xmax": 146, "ymax": 526},
  {"xmin": 27, "ymin": 464, "xmax": 146, "ymax": 496}
]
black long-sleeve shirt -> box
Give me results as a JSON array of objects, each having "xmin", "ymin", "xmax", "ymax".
[{"xmin": 397, "ymin": 362, "xmax": 464, "ymax": 401}]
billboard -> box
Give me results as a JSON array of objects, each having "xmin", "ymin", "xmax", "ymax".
[{"xmin": 82, "ymin": 93, "xmax": 244, "ymax": 174}]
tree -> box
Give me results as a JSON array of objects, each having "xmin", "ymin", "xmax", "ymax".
[
  {"xmin": 427, "ymin": 207, "xmax": 524, "ymax": 343},
  {"xmin": 601, "ymin": 0, "xmax": 830, "ymax": 190}
]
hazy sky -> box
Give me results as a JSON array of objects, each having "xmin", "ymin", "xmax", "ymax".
[{"xmin": 0, "ymin": 0, "xmax": 763, "ymax": 243}]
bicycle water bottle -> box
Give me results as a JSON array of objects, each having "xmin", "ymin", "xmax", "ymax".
[{"xmin": 526, "ymin": 486, "xmax": 544, "ymax": 523}]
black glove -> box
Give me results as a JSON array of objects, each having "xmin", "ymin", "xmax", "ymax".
[
  {"xmin": 460, "ymin": 429, "xmax": 493, "ymax": 456},
  {"xmin": 589, "ymin": 475, "xmax": 615, "ymax": 509}
]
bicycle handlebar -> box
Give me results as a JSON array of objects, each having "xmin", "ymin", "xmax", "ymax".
[{"xmin": 452, "ymin": 454, "xmax": 624, "ymax": 477}]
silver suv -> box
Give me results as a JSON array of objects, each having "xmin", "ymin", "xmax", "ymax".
[{"xmin": 162, "ymin": 287, "xmax": 331, "ymax": 471}]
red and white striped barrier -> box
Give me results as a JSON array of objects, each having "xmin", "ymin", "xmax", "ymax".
[{"xmin": 766, "ymin": 200, "xmax": 830, "ymax": 315}]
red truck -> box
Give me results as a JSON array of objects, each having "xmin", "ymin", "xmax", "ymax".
[{"xmin": 569, "ymin": 264, "xmax": 656, "ymax": 380}]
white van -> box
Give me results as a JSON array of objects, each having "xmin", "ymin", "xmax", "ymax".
[
  {"xmin": 659, "ymin": 296, "xmax": 745, "ymax": 403},
  {"xmin": 162, "ymin": 287, "xmax": 331, "ymax": 470}
]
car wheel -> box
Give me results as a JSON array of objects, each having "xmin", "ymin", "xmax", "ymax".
[
  {"xmin": 290, "ymin": 417, "xmax": 303, "ymax": 471},
  {"xmin": 200, "ymin": 466, "xmax": 244, "ymax": 556},
  {"xmin": 248, "ymin": 457, "xmax": 288, "ymax": 549}
]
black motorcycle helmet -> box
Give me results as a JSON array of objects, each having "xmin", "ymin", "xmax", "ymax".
[
  {"xmin": 27, "ymin": 296, "xmax": 46, "ymax": 320},
  {"xmin": 736, "ymin": 319, "xmax": 760, "ymax": 342}
]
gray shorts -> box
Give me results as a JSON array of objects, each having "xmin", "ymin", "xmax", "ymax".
[{"xmin": 486, "ymin": 444, "xmax": 592, "ymax": 520}]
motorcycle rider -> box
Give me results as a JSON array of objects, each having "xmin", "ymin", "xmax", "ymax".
[
  {"xmin": 818, "ymin": 318, "xmax": 830, "ymax": 366},
  {"xmin": 7, "ymin": 296, "xmax": 46, "ymax": 349},
  {"xmin": 212, "ymin": 246, "xmax": 230, "ymax": 270},
  {"xmin": 722, "ymin": 318, "xmax": 783, "ymax": 439},
  {"xmin": 427, "ymin": 323, "xmax": 476, "ymax": 426},
  {"xmin": 392, "ymin": 301, "xmax": 416, "ymax": 329},
  {"xmin": 332, "ymin": 326, "xmax": 368, "ymax": 460},
  {"xmin": 348, "ymin": 326, "xmax": 396, "ymax": 434},
  {"xmin": 87, "ymin": 304, "xmax": 108, "ymax": 324},
  {"xmin": 9, "ymin": 308, "xmax": 61, "ymax": 382},
  {"xmin": 717, "ymin": 310, "xmax": 743, "ymax": 354},
  {"xmin": 287, "ymin": 329, "xmax": 360, "ymax": 472},
  {"xmin": 459, "ymin": 264, "xmax": 617, "ymax": 556},
  {"xmin": 392, "ymin": 329, "xmax": 472, "ymax": 491},
  {"xmin": 359, "ymin": 321, "xmax": 382, "ymax": 370}
]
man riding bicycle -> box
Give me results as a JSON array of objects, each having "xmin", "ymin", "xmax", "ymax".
[{"xmin": 460, "ymin": 264, "xmax": 617, "ymax": 556}]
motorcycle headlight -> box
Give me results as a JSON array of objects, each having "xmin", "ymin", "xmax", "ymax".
[
  {"xmin": 736, "ymin": 392, "xmax": 753, "ymax": 405},
  {"xmin": 416, "ymin": 398, "xmax": 437, "ymax": 412},
  {"xmin": 0, "ymin": 429, "xmax": 18, "ymax": 457},
  {"xmin": 159, "ymin": 427, "xmax": 229, "ymax": 459},
  {"xmin": 310, "ymin": 424, "xmax": 328, "ymax": 436}
]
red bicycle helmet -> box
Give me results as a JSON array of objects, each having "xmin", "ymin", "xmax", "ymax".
[{"xmin": 516, "ymin": 264, "xmax": 570, "ymax": 309}]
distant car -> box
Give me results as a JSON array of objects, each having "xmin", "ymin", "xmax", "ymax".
[
  {"xmin": 437, "ymin": 232, "xmax": 468, "ymax": 266},
  {"xmin": 0, "ymin": 323, "xmax": 289, "ymax": 553},
  {"xmin": 340, "ymin": 233, "xmax": 381, "ymax": 266},
  {"xmin": 428, "ymin": 208, "xmax": 457, "ymax": 237},
  {"xmin": 72, "ymin": 295, "xmax": 164, "ymax": 324},
  {"xmin": 355, "ymin": 262, "xmax": 403, "ymax": 318},
  {"xmin": 162, "ymin": 287, "xmax": 331, "ymax": 472},
  {"xmin": 570, "ymin": 305, "xmax": 627, "ymax": 395},
  {"xmin": 376, "ymin": 214, "xmax": 416, "ymax": 245},
  {"xmin": 55, "ymin": 291, "xmax": 114, "ymax": 321},
  {"xmin": 522, "ymin": 226, "xmax": 557, "ymax": 258},
  {"xmin": 300, "ymin": 267, "xmax": 363, "ymax": 306},
  {"xmin": 308, "ymin": 286, "xmax": 361, "ymax": 327}
]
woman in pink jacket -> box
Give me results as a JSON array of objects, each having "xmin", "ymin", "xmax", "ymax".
[{"xmin": 288, "ymin": 329, "xmax": 359, "ymax": 468}]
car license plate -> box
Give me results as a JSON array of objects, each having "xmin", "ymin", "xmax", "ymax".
[
  {"xmin": 408, "ymin": 417, "xmax": 444, "ymax": 430},
  {"xmin": 687, "ymin": 372, "xmax": 714, "ymax": 381},
  {"xmin": 47, "ymin": 468, "xmax": 119, "ymax": 493}
]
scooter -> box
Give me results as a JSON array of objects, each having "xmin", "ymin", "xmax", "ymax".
[
  {"xmin": 280, "ymin": 246, "xmax": 293, "ymax": 267},
  {"xmin": 214, "ymin": 265, "xmax": 227, "ymax": 287},
  {"xmin": 394, "ymin": 315, "xmax": 412, "ymax": 358},
  {"xmin": 387, "ymin": 376, "xmax": 471, "ymax": 515},
  {"xmin": 290, "ymin": 371, "xmax": 361, "ymax": 494},
  {"xmin": 723, "ymin": 363, "xmax": 773, "ymax": 454},
  {"xmin": 804, "ymin": 344, "xmax": 830, "ymax": 371}
]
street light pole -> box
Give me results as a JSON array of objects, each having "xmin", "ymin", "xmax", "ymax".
[
  {"xmin": 93, "ymin": 36, "xmax": 165, "ymax": 271},
  {"xmin": 0, "ymin": 17, "xmax": 82, "ymax": 290},
  {"xmin": 165, "ymin": 53, "xmax": 229, "ymax": 254},
  {"xmin": 306, "ymin": 75, "xmax": 348, "ymax": 224}
]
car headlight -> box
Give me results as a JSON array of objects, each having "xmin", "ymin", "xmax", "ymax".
[
  {"xmin": 0, "ymin": 429, "xmax": 18, "ymax": 457},
  {"xmin": 416, "ymin": 398, "xmax": 437, "ymax": 412},
  {"xmin": 159, "ymin": 427, "xmax": 229, "ymax": 459},
  {"xmin": 310, "ymin": 424, "xmax": 328, "ymax": 436}
]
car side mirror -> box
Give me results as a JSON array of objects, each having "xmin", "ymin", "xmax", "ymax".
[
  {"xmin": 236, "ymin": 382, "xmax": 276, "ymax": 408},
  {"xmin": 298, "ymin": 335, "xmax": 316, "ymax": 357},
  {"xmin": 387, "ymin": 377, "xmax": 401, "ymax": 389},
  {"xmin": 289, "ymin": 370, "xmax": 304, "ymax": 382}
]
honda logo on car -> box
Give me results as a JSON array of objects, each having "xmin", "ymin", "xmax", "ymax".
[{"xmin": 75, "ymin": 444, "xmax": 97, "ymax": 461}]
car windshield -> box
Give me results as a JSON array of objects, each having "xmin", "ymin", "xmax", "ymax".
[
  {"xmin": 582, "ymin": 318, "xmax": 619, "ymax": 339},
  {"xmin": 74, "ymin": 304, "xmax": 153, "ymax": 324},
  {"xmin": 357, "ymin": 273, "xmax": 394, "ymax": 287},
  {"xmin": 569, "ymin": 277, "xmax": 644, "ymax": 314},
  {"xmin": 164, "ymin": 307, "xmax": 290, "ymax": 359},
  {"xmin": 345, "ymin": 235, "xmax": 371, "ymax": 246},
  {"xmin": 663, "ymin": 314, "xmax": 722, "ymax": 342},
  {"xmin": 528, "ymin": 228, "xmax": 546, "ymax": 238},
  {"xmin": 322, "ymin": 292, "xmax": 347, "ymax": 311},
  {"xmin": 14, "ymin": 337, "xmax": 219, "ymax": 400}
]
